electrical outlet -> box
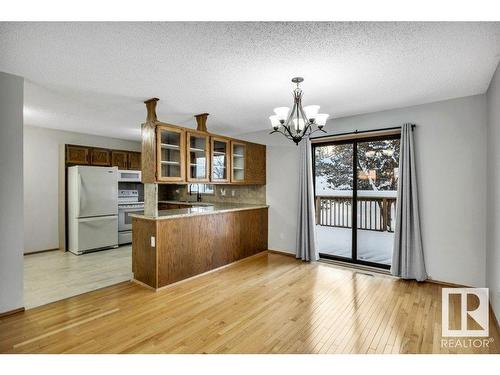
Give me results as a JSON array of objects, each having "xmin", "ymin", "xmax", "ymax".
[
  {"xmin": 231, "ymin": 190, "xmax": 235, "ymax": 197},
  {"xmin": 150, "ymin": 236, "xmax": 156, "ymax": 247}
]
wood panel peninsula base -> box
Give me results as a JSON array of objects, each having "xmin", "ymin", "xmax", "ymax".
[{"xmin": 132, "ymin": 207, "xmax": 268, "ymax": 290}]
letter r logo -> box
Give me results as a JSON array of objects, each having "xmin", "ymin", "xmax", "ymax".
[{"xmin": 442, "ymin": 288, "xmax": 489, "ymax": 337}]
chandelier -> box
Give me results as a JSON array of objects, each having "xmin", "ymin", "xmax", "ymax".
[{"xmin": 269, "ymin": 77, "xmax": 329, "ymax": 145}]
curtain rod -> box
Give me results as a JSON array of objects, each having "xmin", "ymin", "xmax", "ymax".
[{"xmin": 310, "ymin": 124, "xmax": 415, "ymax": 141}]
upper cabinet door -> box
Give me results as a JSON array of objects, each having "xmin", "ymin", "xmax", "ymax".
[
  {"xmin": 211, "ymin": 137, "xmax": 230, "ymax": 183},
  {"xmin": 186, "ymin": 131, "xmax": 210, "ymax": 182},
  {"xmin": 90, "ymin": 148, "xmax": 111, "ymax": 166},
  {"xmin": 66, "ymin": 145, "xmax": 90, "ymax": 165},
  {"xmin": 157, "ymin": 125, "xmax": 186, "ymax": 182},
  {"xmin": 244, "ymin": 142, "xmax": 266, "ymax": 185},
  {"xmin": 231, "ymin": 141, "xmax": 246, "ymax": 183},
  {"xmin": 111, "ymin": 151, "xmax": 129, "ymax": 169},
  {"xmin": 128, "ymin": 152, "xmax": 141, "ymax": 170}
]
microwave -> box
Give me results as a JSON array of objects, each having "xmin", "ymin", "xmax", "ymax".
[{"xmin": 118, "ymin": 170, "xmax": 142, "ymax": 182}]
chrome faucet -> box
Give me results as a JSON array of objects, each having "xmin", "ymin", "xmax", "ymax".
[{"xmin": 189, "ymin": 184, "xmax": 202, "ymax": 202}]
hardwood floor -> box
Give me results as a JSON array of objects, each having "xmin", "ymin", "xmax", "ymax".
[
  {"xmin": 24, "ymin": 246, "xmax": 132, "ymax": 308},
  {"xmin": 2, "ymin": 252, "xmax": 499, "ymax": 354}
]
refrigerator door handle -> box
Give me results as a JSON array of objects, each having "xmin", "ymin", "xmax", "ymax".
[
  {"xmin": 78, "ymin": 215, "xmax": 117, "ymax": 223},
  {"xmin": 77, "ymin": 172, "xmax": 82, "ymax": 218}
]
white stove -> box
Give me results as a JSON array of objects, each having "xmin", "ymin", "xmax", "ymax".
[
  {"xmin": 118, "ymin": 189, "xmax": 140, "ymax": 204},
  {"xmin": 119, "ymin": 203, "xmax": 144, "ymax": 209},
  {"xmin": 118, "ymin": 190, "xmax": 144, "ymax": 245}
]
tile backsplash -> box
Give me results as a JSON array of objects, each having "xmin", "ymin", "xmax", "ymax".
[{"xmin": 158, "ymin": 184, "xmax": 266, "ymax": 205}]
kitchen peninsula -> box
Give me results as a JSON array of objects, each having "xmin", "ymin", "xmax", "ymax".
[{"xmin": 131, "ymin": 98, "xmax": 268, "ymax": 290}]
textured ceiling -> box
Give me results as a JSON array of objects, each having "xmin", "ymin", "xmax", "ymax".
[{"xmin": 1, "ymin": 22, "xmax": 500, "ymax": 140}]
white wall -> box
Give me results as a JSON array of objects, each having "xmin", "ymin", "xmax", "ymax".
[
  {"xmin": 238, "ymin": 134, "xmax": 301, "ymax": 254},
  {"xmin": 241, "ymin": 94, "xmax": 487, "ymax": 287},
  {"xmin": 0, "ymin": 72, "xmax": 24, "ymax": 313},
  {"xmin": 23, "ymin": 125, "xmax": 140, "ymax": 253},
  {"xmin": 486, "ymin": 62, "xmax": 500, "ymax": 322}
]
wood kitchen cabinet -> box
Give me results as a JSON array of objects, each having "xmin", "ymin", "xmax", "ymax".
[
  {"xmin": 66, "ymin": 145, "xmax": 90, "ymax": 165},
  {"xmin": 148, "ymin": 123, "xmax": 265, "ymax": 185},
  {"xmin": 150, "ymin": 131, "xmax": 266, "ymax": 185},
  {"xmin": 111, "ymin": 150, "xmax": 129, "ymax": 169},
  {"xmin": 90, "ymin": 148, "xmax": 111, "ymax": 166},
  {"xmin": 229, "ymin": 141, "xmax": 266, "ymax": 184},
  {"xmin": 141, "ymin": 98, "xmax": 265, "ymax": 185},
  {"xmin": 231, "ymin": 141, "xmax": 246, "ymax": 183},
  {"xmin": 111, "ymin": 150, "xmax": 142, "ymax": 170},
  {"xmin": 243, "ymin": 142, "xmax": 266, "ymax": 185},
  {"xmin": 211, "ymin": 137, "xmax": 230, "ymax": 183},
  {"xmin": 66, "ymin": 145, "xmax": 141, "ymax": 169},
  {"xmin": 132, "ymin": 207, "xmax": 268, "ymax": 289},
  {"xmin": 156, "ymin": 125, "xmax": 186, "ymax": 182},
  {"xmin": 186, "ymin": 131, "xmax": 210, "ymax": 182},
  {"xmin": 128, "ymin": 152, "xmax": 141, "ymax": 170}
]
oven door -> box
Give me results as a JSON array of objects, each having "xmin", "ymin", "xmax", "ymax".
[{"xmin": 118, "ymin": 207, "xmax": 144, "ymax": 232}]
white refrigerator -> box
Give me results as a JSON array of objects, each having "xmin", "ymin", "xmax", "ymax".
[{"xmin": 68, "ymin": 166, "xmax": 118, "ymax": 255}]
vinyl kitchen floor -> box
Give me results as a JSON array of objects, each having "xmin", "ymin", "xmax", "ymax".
[{"xmin": 24, "ymin": 246, "xmax": 132, "ymax": 309}]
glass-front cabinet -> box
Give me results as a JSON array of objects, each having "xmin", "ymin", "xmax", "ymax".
[
  {"xmin": 153, "ymin": 125, "xmax": 262, "ymax": 185},
  {"xmin": 231, "ymin": 141, "xmax": 246, "ymax": 182},
  {"xmin": 187, "ymin": 131, "xmax": 210, "ymax": 182},
  {"xmin": 156, "ymin": 125, "xmax": 185, "ymax": 182},
  {"xmin": 211, "ymin": 137, "xmax": 230, "ymax": 182}
]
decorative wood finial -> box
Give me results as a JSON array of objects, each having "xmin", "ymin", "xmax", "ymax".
[
  {"xmin": 195, "ymin": 113, "xmax": 209, "ymax": 132},
  {"xmin": 144, "ymin": 97, "xmax": 159, "ymax": 122}
]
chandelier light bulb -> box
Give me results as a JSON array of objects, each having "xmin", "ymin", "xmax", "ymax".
[
  {"xmin": 273, "ymin": 107, "xmax": 290, "ymax": 122},
  {"xmin": 315, "ymin": 113, "xmax": 329, "ymax": 127},
  {"xmin": 304, "ymin": 105, "xmax": 320, "ymax": 122},
  {"xmin": 269, "ymin": 115, "xmax": 280, "ymax": 130}
]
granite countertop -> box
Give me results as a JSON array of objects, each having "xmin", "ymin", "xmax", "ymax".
[
  {"xmin": 130, "ymin": 201, "xmax": 269, "ymax": 221},
  {"xmin": 157, "ymin": 200, "xmax": 214, "ymax": 206}
]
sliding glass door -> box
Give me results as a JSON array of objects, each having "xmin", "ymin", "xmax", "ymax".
[
  {"xmin": 313, "ymin": 134, "xmax": 400, "ymax": 269},
  {"xmin": 314, "ymin": 142, "xmax": 354, "ymax": 260}
]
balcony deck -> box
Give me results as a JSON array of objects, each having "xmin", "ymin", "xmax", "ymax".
[
  {"xmin": 315, "ymin": 193, "xmax": 396, "ymax": 266},
  {"xmin": 316, "ymin": 225, "xmax": 393, "ymax": 265}
]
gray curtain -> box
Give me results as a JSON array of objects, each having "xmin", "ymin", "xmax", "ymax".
[
  {"xmin": 391, "ymin": 123, "xmax": 427, "ymax": 281},
  {"xmin": 296, "ymin": 138, "xmax": 318, "ymax": 261}
]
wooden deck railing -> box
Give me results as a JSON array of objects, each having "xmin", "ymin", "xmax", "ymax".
[{"xmin": 315, "ymin": 195, "xmax": 397, "ymax": 232}]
